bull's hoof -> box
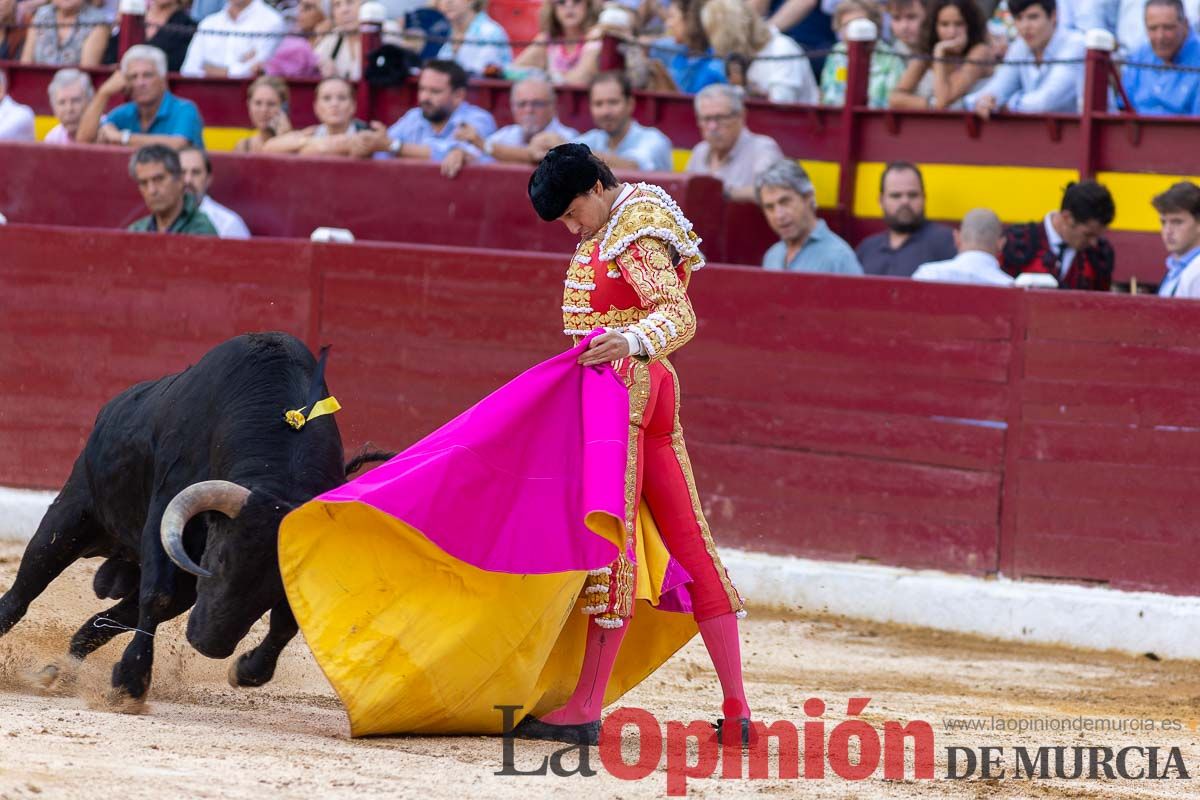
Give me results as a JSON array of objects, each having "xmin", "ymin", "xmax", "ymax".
[
  {"xmin": 33, "ymin": 663, "xmax": 59, "ymax": 690},
  {"xmin": 227, "ymin": 652, "xmax": 272, "ymax": 688},
  {"xmin": 101, "ymin": 687, "xmax": 147, "ymax": 715}
]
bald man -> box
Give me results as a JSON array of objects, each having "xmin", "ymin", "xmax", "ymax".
[{"xmin": 912, "ymin": 209, "xmax": 1014, "ymax": 285}]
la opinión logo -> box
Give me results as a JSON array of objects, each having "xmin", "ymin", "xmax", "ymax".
[{"xmin": 496, "ymin": 697, "xmax": 935, "ymax": 795}]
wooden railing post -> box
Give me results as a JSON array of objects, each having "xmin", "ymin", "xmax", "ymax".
[
  {"xmin": 116, "ymin": 0, "xmax": 147, "ymax": 62},
  {"xmin": 836, "ymin": 18, "xmax": 875, "ymax": 239},
  {"xmin": 358, "ymin": 1, "xmax": 385, "ymax": 121},
  {"xmin": 1079, "ymin": 28, "xmax": 1116, "ymax": 180}
]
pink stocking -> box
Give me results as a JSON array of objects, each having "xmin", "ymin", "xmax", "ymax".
[
  {"xmin": 697, "ymin": 612, "xmax": 750, "ymax": 719},
  {"xmin": 541, "ymin": 620, "xmax": 629, "ymax": 725}
]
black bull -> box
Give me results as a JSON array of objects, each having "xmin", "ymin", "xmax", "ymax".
[{"xmin": 0, "ymin": 332, "xmax": 387, "ymax": 702}]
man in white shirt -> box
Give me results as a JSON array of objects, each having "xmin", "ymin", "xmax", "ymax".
[
  {"xmin": 1152, "ymin": 181, "xmax": 1200, "ymax": 298},
  {"xmin": 0, "ymin": 68, "xmax": 35, "ymax": 142},
  {"xmin": 913, "ymin": 208, "xmax": 1014, "ymax": 286},
  {"xmin": 180, "ymin": 0, "xmax": 286, "ymax": 79},
  {"xmin": 179, "ymin": 146, "xmax": 251, "ymax": 239},
  {"xmin": 452, "ymin": 75, "xmax": 579, "ymax": 166}
]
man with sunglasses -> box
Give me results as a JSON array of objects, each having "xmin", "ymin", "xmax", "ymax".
[
  {"xmin": 453, "ymin": 74, "xmax": 579, "ymax": 165},
  {"xmin": 685, "ymin": 84, "xmax": 782, "ymax": 202}
]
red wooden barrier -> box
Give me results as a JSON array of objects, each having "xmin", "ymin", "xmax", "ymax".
[{"xmin": 7, "ymin": 223, "xmax": 1200, "ymax": 594}]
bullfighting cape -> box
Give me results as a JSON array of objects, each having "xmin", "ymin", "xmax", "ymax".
[{"xmin": 278, "ymin": 332, "xmax": 698, "ymax": 737}]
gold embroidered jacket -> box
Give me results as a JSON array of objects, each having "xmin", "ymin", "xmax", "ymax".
[{"xmin": 561, "ymin": 183, "xmax": 705, "ymax": 361}]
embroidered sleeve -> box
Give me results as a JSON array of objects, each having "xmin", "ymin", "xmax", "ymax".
[{"xmin": 616, "ymin": 237, "xmax": 697, "ymax": 361}]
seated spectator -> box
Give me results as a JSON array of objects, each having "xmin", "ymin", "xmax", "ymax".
[
  {"xmin": 235, "ymin": 75, "xmax": 292, "ymax": 153},
  {"xmin": 262, "ymin": 77, "xmax": 368, "ymax": 156},
  {"xmin": 1120, "ymin": 0, "xmax": 1200, "ymax": 116},
  {"xmin": 820, "ymin": 0, "xmax": 907, "ymax": 108},
  {"xmin": 685, "ymin": 84, "xmax": 783, "ymax": 201},
  {"xmin": 510, "ymin": 0, "xmax": 603, "ymax": 85},
  {"xmin": 455, "ymin": 74, "xmax": 578, "ymax": 165},
  {"xmin": 1000, "ymin": 179, "xmax": 1116, "ymax": 291},
  {"xmin": 701, "ymin": 0, "xmax": 819, "ymax": 104},
  {"xmin": 648, "ymin": 0, "xmax": 726, "ymax": 94},
  {"xmin": 750, "ymin": 0, "xmax": 835, "ymax": 75},
  {"xmin": 756, "ymin": 160, "xmax": 863, "ymax": 274},
  {"xmin": 127, "ymin": 145, "xmax": 218, "ymax": 236},
  {"xmin": 856, "ymin": 162, "xmax": 956, "ymax": 277},
  {"xmin": 436, "ymin": 0, "xmax": 512, "ymax": 75},
  {"xmin": 965, "ymin": 0, "xmax": 1084, "ymax": 117},
  {"xmin": 262, "ymin": 0, "xmax": 329, "ymax": 79},
  {"xmin": 1078, "ymin": 0, "xmax": 1199, "ymax": 56},
  {"xmin": 20, "ymin": 0, "xmax": 109, "ymax": 67},
  {"xmin": 1152, "ymin": 181, "xmax": 1200, "ymax": 298},
  {"xmin": 179, "ymin": 146, "xmax": 251, "ymax": 238},
  {"xmin": 315, "ymin": 0, "xmax": 363, "ymax": 80},
  {"xmin": 77, "ymin": 45, "xmax": 206, "ymax": 149},
  {"xmin": 1, "ymin": 0, "xmax": 32, "ymax": 60},
  {"xmin": 0, "ymin": 67, "xmax": 35, "ymax": 141},
  {"xmin": 105, "ymin": 0, "xmax": 197, "ymax": 72},
  {"xmin": 913, "ymin": 208, "xmax": 1013, "ymax": 285},
  {"xmin": 45, "ymin": 67, "xmax": 93, "ymax": 143},
  {"xmin": 887, "ymin": 0, "xmax": 926, "ymax": 55},
  {"xmin": 568, "ymin": 71, "xmax": 674, "ymax": 171},
  {"xmin": 353, "ymin": 59, "xmax": 497, "ymax": 178},
  {"xmin": 180, "ymin": 0, "xmax": 286, "ymax": 79},
  {"xmin": 890, "ymin": 0, "xmax": 993, "ymax": 110}
]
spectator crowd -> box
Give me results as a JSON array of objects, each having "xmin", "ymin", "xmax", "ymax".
[{"xmin": 2, "ymin": 0, "xmax": 1200, "ymax": 295}]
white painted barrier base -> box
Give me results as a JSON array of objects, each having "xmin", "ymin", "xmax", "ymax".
[{"xmin": 2, "ymin": 487, "xmax": 1196, "ymax": 660}]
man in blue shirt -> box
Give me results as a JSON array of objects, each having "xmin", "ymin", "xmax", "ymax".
[
  {"xmin": 1152, "ymin": 181, "xmax": 1200, "ymax": 298},
  {"xmin": 76, "ymin": 45, "xmax": 205, "ymax": 150},
  {"xmin": 353, "ymin": 59, "xmax": 497, "ymax": 179},
  {"xmin": 1121, "ymin": 0, "xmax": 1200, "ymax": 116},
  {"xmin": 574, "ymin": 72, "xmax": 674, "ymax": 172},
  {"xmin": 756, "ymin": 159, "xmax": 863, "ymax": 275}
]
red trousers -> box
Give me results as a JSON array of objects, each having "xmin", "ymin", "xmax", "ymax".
[{"xmin": 624, "ymin": 359, "xmax": 742, "ymax": 622}]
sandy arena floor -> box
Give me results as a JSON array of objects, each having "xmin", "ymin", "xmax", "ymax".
[{"xmin": 0, "ymin": 539, "xmax": 1197, "ymax": 800}]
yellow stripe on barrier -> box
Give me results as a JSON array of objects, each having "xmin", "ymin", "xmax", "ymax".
[
  {"xmin": 855, "ymin": 162, "xmax": 1081, "ymax": 224},
  {"xmin": 1097, "ymin": 171, "xmax": 1200, "ymax": 233}
]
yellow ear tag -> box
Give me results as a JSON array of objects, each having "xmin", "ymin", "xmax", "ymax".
[{"xmin": 284, "ymin": 397, "xmax": 341, "ymax": 430}]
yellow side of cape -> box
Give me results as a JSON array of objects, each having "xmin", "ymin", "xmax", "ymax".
[{"xmin": 278, "ymin": 500, "xmax": 697, "ymax": 737}]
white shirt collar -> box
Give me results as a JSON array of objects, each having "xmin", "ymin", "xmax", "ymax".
[{"xmin": 610, "ymin": 183, "xmax": 636, "ymax": 214}]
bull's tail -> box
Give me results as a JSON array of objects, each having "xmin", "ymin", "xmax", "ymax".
[{"xmin": 344, "ymin": 444, "xmax": 397, "ymax": 477}]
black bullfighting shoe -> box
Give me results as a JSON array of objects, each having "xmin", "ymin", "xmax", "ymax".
[
  {"xmin": 712, "ymin": 717, "xmax": 755, "ymax": 747},
  {"xmin": 510, "ymin": 715, "xmax": 601, "ymax": 746}
]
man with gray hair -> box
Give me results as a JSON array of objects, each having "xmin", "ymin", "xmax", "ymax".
[
  {"xmin": 0, "ymin": 68, "xmax": 35, "ymax": 142},
  {"xmin": 78, "ymin": 45, "xmax": 205, "ymax": 149},
  {"xmin": 757, "ymin": 160, "xmax": 862, "ymax": 275},
  {"xmin": 453, "ymin": 74, "xmax": 579, "ymax": 165},
  {"xmin": 45, "ymin": 69, "xmax": 94, "ymax": 144},
  {"xmin": 912, "ymin": 208, "xmax": 1013, "ymax": 285},
  {"xmin": 1118, "ymin": 0, "xmax": 1200, "ymax": 115},
  {"xmin": 127, "ymin": 145, "xmax": 218, "ymax": 236},
  {"xmin": 687, "ymin": 84, "xmax": 783, "ymax": 202}
]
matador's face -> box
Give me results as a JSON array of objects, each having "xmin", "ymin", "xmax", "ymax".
[{"xmin": 558, "ymin": 181, "xmax": 611, "ymax": 241}]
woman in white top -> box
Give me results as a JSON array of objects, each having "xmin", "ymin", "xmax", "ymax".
[
  {"xmin": 261, "ymin": 76, "xmax": 368, "ymax": 156},
  {"xmin": 436, "ymin": 0, "xmax": 512, "ymax": 75},
  {"xmin": 315, "ymin": 0, "xmax": 362, "ymax": 80},
  {"xmin": 889, "ymin": 0, "xmax": 993, "ymax": 111},
  {"xmin": 700, "ymin": 0, "xmax": 818, "ymax": 104}
]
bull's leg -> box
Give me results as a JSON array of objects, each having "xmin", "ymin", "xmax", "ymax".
[
  {"xmin": 108, "ymin": 504, "xmax": 195, "ymax": 703},
  {"xmin": 67, "ymin": 593, "xmax": 140, "ymax": 660},
  {"xmin": 0, "ymin": 484, "xmax": 98, "ymax": 638},
  {"xmin": 228, "ymin": 601, "xmax": 298, "ymax": 688}
]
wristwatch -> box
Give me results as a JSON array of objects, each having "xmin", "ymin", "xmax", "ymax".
[
  {"xmin": 120, "ymin": 129, "xmax": 131, "ymax": 145},
  {"xmin": 388, "ymin": 138, "xmax": 403, "ymax": 157}
]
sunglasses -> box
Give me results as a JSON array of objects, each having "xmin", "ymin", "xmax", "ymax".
[{"xmin": 554, "ymin": 0, "xmax": 586, "ymax": 7}]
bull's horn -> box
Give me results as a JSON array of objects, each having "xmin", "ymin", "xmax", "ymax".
[{"xmin": 159, "ymin": 480, "xmax": 251, "ymax": 578}]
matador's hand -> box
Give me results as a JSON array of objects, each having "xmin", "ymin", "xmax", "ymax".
[{"xmin": 578, "ymin": 330, "xmax": 632, "ymax": 366}]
